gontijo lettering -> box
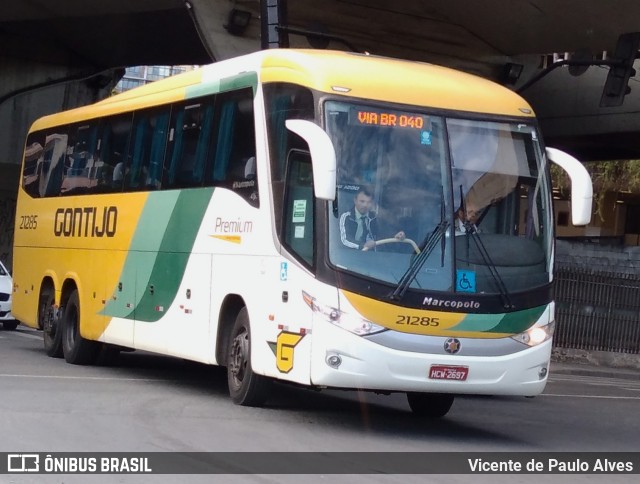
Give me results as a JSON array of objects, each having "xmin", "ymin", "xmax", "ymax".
[{"xmin": 54, "ymin": 206, "xmax": 117, "ymax": 237}]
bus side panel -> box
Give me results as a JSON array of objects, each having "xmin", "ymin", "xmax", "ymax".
[{"xmin": 13, "ymin": 190, "xmax": 149, "ymax": 343}]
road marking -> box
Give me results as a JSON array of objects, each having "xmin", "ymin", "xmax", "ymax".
[
  {"xmin": 542, "ymin": 393, "xmax": 640, "ymax": 400},
  {"xmin": 550, "ymin": 374, "xmax": 640, "ymax": 389},
  {"xmin": 0, "ymin": 373, "xmax": 171, "ymax": 382}
]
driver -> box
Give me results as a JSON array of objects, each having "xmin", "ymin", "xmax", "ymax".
[{"xmin": 339, "ymin": 186, "xmax": 405, "ymax": 249}]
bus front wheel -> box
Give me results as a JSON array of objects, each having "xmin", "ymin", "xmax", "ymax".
[
  {"xmin": 406, "ymin": 392, "xmax": 454, "ymax": 419},
  {"xmin": 61, "ymin": 290, "xmax": 99, "ymax": 365},
  {"xmin": 227, "ymin": 307, "xmax": 271, "ymax": 406},
  {"xmin": 2, "ymin": 321, "xmax": 19, "ymax": 330},
  {"xmin": 40, "ymin": 288, "xmax": 62, "ymax": 358}
]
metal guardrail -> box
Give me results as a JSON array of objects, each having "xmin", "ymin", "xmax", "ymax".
[{"xmin": 554, "ymin": 267, "xmax": 640, "ymax": 354}]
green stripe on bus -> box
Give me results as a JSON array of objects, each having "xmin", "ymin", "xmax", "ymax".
[
  {"xmin": 102, "ymin": 188, "xmax": 214, "ymax": 322},
  {"xmin": 102, "ymin": 192, "xmax": 180, "ymax": 319},
  {"xmin": 134, "ymin": 187, "xmax": 214, "ymax": 322},
  {"xmin": 186, "ymin": 72, "xmax": 258, "ymax": 99},
  {"xmin": 449, "ymin": 312, "xmax": 504, "ymax": 332},
  {"xmin": 489, "ymin": 305, "xmax": 546, "ymax": 334},
  {"xmin": 451, "ymin": 305, "xmax": 546, "ymax": 334}
]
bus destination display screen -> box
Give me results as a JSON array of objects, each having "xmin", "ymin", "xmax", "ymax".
[{"xmin": 350, "ymin": 107, "xmax": 428, "ymax": 130}]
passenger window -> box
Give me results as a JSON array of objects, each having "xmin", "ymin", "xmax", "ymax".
[
  {"xmin": 282, "ymin": 150, "xmax": 314, "ymax": 266},
  {"xmin": 61, "ymin": 124, "xmax": 99, "ymax": 195},
  {"xmin": 164, "ymin": 100, "xmax": 214, "ymax": 189},
  {"xmin": 126, "ymin": 108, "xmax": 170, "ymax": 191},
  {"xmin": 95, "ymin": 113, "xmax": 133, "ymax": 193},
  {"xmin": 209, "ymin": 88, "xmax": 258, "ymax": 207},
  {"xmin": 37, "ymin": 129, "xmax": 68, "ymax": 197},
  {"xmin": 22, "ymin": 131, "xmax": 46, "ymax": 198}
]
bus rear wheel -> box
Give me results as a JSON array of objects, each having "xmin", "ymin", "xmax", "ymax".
[
  {"xmin": 61, "ymin": 290, "xmax": 99, "ymax": 365},
  {"xmin": 40, "ymin": 288, "xmax": 62, "ymax": 358},
  {"xmin": 227, "ymin": 307, "xmax": 271, "ymax": 406},
  {"xmin": 406, "ymin": 392, "xmax": 454, "ymax": 419}
]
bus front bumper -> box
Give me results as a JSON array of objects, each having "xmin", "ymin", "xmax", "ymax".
[{"xmin": 310, "ymin": 324, "xmax": 551, "ymax": 397}]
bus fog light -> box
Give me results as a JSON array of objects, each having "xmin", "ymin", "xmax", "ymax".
[
  {"xmin": 326, "ymin": 354, "xmax": 342, "ymax": 368},
  {"xmin": 539, "ymin": 366, "xmax": 548, "ymax": 379}
]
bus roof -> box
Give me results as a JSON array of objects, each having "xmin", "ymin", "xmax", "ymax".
[
  {"xmin": 29, "ymin": 49, "xmax": 534, "ymax": 132},
  {"xmin": 258, "ymin": 49, "xmax": 535, "ymax": 118}
]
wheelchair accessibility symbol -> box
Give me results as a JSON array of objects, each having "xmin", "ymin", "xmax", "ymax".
[{"xmin": 456, "ymin": 270, "xmax": 476, "ymax": 293}]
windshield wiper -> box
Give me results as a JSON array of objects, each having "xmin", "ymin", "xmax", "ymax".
[
  {"xmin": 390, "ymin": 219, "xmax": 449, "ymax": 301},
  {"xmin": 459, "ymin": 187, "xmax": 514, "ymax": 310},
  {"xmin": 463, "ymin": 227, "xmax": 514, "ymax": 310}
]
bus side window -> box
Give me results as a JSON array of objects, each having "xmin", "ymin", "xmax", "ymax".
[
  {"xmin": 95, "ymin": 113, "xmax": 133, "ymax": 193},
  {"xmin": 40, "ymin": 130, "xmax": 68, "ymax": 197},
  {"xmin": 22, "ymin": 132, "xmax": 46, "ymax": 198},
  {"xmin": 209, "ymin": 88, "xmax": 258, "ymax": 206},
  {"xmin": 282, "ymin": 149, "xmax": 314, "ymax": 266},
  {"xmin": 61, "ymin": 123, "xmax": 98, "ymax": 195},
  {"xmin": 164, "ymin": 100, "xmax": 213, "ymax": 189},
  {"xmin": 126, "ymin": 108, "xmax": 170, "ymax": 191}
]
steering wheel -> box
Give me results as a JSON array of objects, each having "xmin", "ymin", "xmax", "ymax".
[{"xmin": 362, "ymin": 237, "xmax": 420, "ymax": 254}]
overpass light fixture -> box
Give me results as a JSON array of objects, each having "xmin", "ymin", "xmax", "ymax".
[
  {"xmin": 501, "ymin": 62, "xmax": 524, "ymax": 86},
  {"xmin": 224, "ymin": 9, "xmax": 252, "ymax": 36}
]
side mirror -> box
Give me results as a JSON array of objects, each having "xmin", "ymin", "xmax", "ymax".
[
  {"xmin": 285, "ymin": 119, "xmax": 336, "ymax": 200},
  {"xmin": 546, "ymin": 147, "xmax": 593, "ymax": 226}
]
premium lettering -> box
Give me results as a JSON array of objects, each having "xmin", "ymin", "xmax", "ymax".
[{"xmin": 214, "ymin": 217, "xmax": 253, "ymax": 233}]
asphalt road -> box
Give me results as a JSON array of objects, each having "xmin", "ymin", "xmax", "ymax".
[{"xmin": 1, "ymin": 325, "xmax": 639, "ymax": 483}]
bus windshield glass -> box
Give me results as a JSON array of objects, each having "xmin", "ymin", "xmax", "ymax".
[{"xmin": 325, "ymin": 100, "xmax": 552, "ymax": 296}]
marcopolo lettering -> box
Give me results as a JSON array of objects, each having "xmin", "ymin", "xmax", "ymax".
[
  {"xmin": 422, "ymin": 296, "xmax": 480, "ymax": 310},
  {"xmin": 54, "ymin": 206, "xmax": 118, "ymax": 238}
]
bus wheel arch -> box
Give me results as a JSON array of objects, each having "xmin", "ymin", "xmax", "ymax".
[
  {"xmin": 222, "ymin": 303, "xmax": 271, "ymax": 406},
  {"xmin": 40, "ymin": 277, "xmax": 62, "ymax": 358},
  {"xmin": 215, "ymin": 294, "xmax": 246, "ymax": 366},
  {"xmin": 60, "ymin": 282, "xmax": 99, "ymax": 365}
]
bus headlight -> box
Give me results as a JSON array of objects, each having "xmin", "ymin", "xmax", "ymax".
[
  {"xmin": 302, "ymin": 291, "xmax": 386, "ymax": 336},
  {"xmin": 511, "ymin": 321, "xmax": 555, "ymax": 346}
]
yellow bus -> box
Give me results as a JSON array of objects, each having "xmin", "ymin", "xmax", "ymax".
[{"xmin": 13, "ymin": 49, "xmax": 591, "ymax": 418}]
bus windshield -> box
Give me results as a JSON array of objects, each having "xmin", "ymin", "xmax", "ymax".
[{"xmin": 325, "ymin": 100, "xmax": 552, "ymax": 297}]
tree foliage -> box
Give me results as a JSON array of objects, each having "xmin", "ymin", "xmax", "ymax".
[{"xmin": 551, "ymin": 159, "xmax": 640, "ymax": 220}]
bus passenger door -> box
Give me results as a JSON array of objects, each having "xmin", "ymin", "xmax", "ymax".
[{"xmin": 271, "ymin": 149, "xmax": 316, "ymax": 384}]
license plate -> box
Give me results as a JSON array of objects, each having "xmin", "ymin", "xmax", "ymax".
[{"xmin": 429, "ymin": 365, "xmax": 469, "ymax": 381}]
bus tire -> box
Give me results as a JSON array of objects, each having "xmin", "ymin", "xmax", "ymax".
[
  {"xmin": 227, "ymin": 307, "xmax": 271, "ymax": 406},
  {"xmin": 2, "ymin": 320, "xmax": 19, "ymax": 330},
  {"xmin": 41, "ymin": 288, "xmax": 63, "ymax": 358},
  {"xmin": 61, "ymin": 290, "xmax": 99, "ymax": 365},
  {"xmin": 406, "ymin": 392, "xmax": 454, "ymax": 419}
]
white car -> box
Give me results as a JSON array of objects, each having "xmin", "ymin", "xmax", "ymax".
[{"xmin": 0, "ymin": 260, "xmax": 19, "ymax": 330}]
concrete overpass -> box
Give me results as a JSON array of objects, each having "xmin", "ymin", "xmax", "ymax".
[{"xmin": 2, "ymin": 0, "xmax": 640, "ymax": 264}]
